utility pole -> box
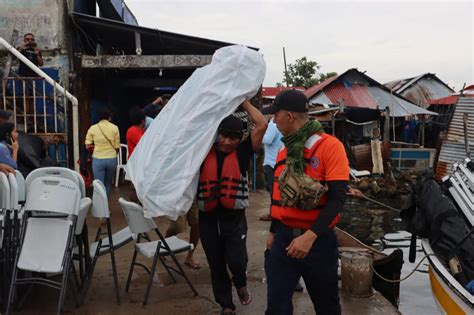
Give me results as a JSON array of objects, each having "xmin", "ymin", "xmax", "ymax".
[{"xmin": 283, "ymin": 47, "xmax": 289, "ymax": 87}]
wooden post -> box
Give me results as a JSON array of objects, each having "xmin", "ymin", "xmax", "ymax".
[
  {"xmin": 421, "ymin": 115, "xmax": 426, "ymax": 148},
  {"xmin": 384, "ymin": 107, "xmax": 390, "ymax": 141},
  {"xmin": 331, "ymin": 113, "xmax": 336, "ymax": 136}
]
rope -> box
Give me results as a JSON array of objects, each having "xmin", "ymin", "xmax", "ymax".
[
  {"xmin": 360, "ymin": 194, "xmax": 401, "ymax": 213},
  {"xmin": 371, "ymin": 253, "xmax": 434, "ymax": 283}
]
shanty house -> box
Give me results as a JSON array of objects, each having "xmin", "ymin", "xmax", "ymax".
[
  {"xmin": 384, "ymin": 73, "xmax": 454, "ymax": 108},
  {"xmin": 304, "ymin": 68, "xmax": 437, "ymax": 172}
]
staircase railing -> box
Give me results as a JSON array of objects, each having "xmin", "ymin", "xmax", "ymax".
[{"xmin": 0, "ymin": 37, "xmax": 79, "ymax": 171}]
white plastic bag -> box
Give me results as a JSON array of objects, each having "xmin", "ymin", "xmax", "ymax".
[{"xmin": 126, "ymin": 45, "xmax": 266, "ymax": 219}]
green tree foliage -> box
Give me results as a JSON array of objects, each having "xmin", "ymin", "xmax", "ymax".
[
  {"xmin": 318, "ymin": 72, "xmax": 338, "ymax": 83},
  {"xmin": 276, "ymin": 57, "xmax": 337, "ymax": 88}
]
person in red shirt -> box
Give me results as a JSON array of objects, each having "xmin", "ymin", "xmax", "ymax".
[{"xmin": 126, "ymin": 107, "xmax": 145, "ymax": 159}]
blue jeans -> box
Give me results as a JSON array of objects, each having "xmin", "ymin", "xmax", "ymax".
[
  {"xmin": 265, "ymin": 223, "xmax": 340, "ymax": 315},
  {"xmin": 92, "ymin": 157, "xmax": 117, "ymax": 196}
]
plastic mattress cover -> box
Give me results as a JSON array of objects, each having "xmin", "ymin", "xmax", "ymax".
[{"xmin": 126, "ymin": 45, "xmax": 266, "ymax": 219}]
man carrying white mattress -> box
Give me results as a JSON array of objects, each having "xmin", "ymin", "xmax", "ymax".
[{"xmin": 197, "ymin": 100, "xmax": 267, "ymax": 315}]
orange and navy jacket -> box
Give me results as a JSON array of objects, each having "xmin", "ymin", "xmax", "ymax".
[
  {"xmin": 271, "ymin": 132, "xmax": 349, "ymax": 229},
  {"xmin": 197, "ymin": 146, "xmax": 249, "ymax": 212}
]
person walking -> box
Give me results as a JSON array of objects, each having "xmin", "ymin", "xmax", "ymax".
[
  {"xmin": 262, "ymin": 90, "xmax": 349, "ymax": 315},
  {"xmin": 85, "ymin": 107, "xmax": 120, "ymax": 196},
  {"xmin": 197, "ymin": 100, "xmax": 267, "ymax": 315},
  {"xmin": 260, "ymin": 116, "xmax": 281, "ymax": 222}
]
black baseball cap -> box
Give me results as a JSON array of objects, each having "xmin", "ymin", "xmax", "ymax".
[
  {"xmin": 261, "ymin": 89, "xmax": 309, "ymax": 114},
  {"xmin": 218, "ymin": 115, "xmax": 244, "ymax": 140},
  {"xmin": 0, "ymin": 109, "xmax": 11, "ymax": 120}
]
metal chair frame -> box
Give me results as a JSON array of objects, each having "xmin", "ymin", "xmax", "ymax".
[{"xmin": 119, "ymin": 198, "xmax": 197, "ymax": 306}]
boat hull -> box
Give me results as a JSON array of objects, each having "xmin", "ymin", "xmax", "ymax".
[{"xmin": 422, "ymin": 239, "xmax": 474, "ymax": 314}]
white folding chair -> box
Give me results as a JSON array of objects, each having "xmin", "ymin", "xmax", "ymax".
[
  {"xmin": 118, "ymin": 198, "xmax": 197, "ymax": 306},
  {"xmin": 6, "ymin": 176, "xmax": 81, "ymax": 315},
  {"xmin": 25, "ymin": 167, "xmax": 81, "ymax": 193},
  {"xmin": 15, "ymin": 171, "xmax": 26, "ymax": 207},
  {"xmin": 1, "ymin": 172, "xmax": 11, "ymax": 303},
  {"xmin": 0, "ymin": 172, "xmax": 11, "ymax": 211},
  {"xmin": 115, "ymin": 144, "xmax": 129, "ymax": 187},
  {"xmin": 82, "ymin": 180, "xmax": 133, "ymax": 305},
  {"xmin": 0, "ymin": 172, "xmax": 11, "ymax": 249},
  {"xmin": 27, "ymin": 168, "xmax": 92, "ymax": 284}
]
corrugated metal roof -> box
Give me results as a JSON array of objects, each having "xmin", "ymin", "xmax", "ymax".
[
  {"xmin": 384, "ymin": 74, "xmax": 425, "ymax": 93},
  {"xmin": 71, "ymin": 13, "xmax": 249, "ymax": 55},
  {"xmin": 322, "ymin": 83, "xmax": 378, "ymax": 109},
  {"xmin": 308, "ymin": 93, "xmax": 332, "ymax": 105},
  {"xmin": 304, "ymin": 69, "xmax": 437, "ymax": 117},
  {"xmin": 262, "ymin": 86, "xmax": 305, "ymax": 98},
  {"xmin": 428, "ymin": 85, "xmax": 474, "ymax": 105},
  {"xmin": 436, "ymin": 97, "xmax": 474, "ymax": 179},
  {"xmin": 367, "ymin": 87, "xmax": 437, "ymax": 117},
  {"xmin": 428, "ymin": 95, "xmax": 460, "ymax": 105},
  {"xmin": 304, "ymin": 74, "xmax": 340, "ymax": 99},
  {"xmin": 384, "ymin": 73, "xmax": 454, "ymax": 108}
]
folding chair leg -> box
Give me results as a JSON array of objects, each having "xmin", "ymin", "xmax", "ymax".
[
  {"xmin": 125, "ymin": 249, "xmax": 138, "ymax": 293},
  {"xmin": 6, "ymin": 243, "xmax": 21, "ymax": 315},
  {"xmin": 159, "ymin": 256, "xmax": 177, "ymax": 283},
  {"xmin": 143, "ymin": 251, "xmax": 160, "ymax": 306},
  {"xmin": 76, "ymin": 236, "xmax": 85, "ymax": 283},
  {"xmin": 5, "ymin": 278, "xmax": 17, "ymax": 315},
  {"xmin": 169, "ymin": 253, "xmax": 198, "ymax": 296},
  {"xmin": 82, "ymin": 224, "xmax": 91, "ymax": 276},
  {"xmin": 68, "ymin": 269, "xmax": 81, "ymax": 308},
  {"xmin": 107, "ymin": 220, "xmax": 121, "ymax": 305},
  {"xmin": 70, "ymin": 264, "xmax": 82, "ymax": 299},
  {"xmin": 80, "ymin": 239, "xmax": 102, "ymax": 305},
  {"xmin": 57, "ymin": 259, "xmax": 72, "ymax": 315}
]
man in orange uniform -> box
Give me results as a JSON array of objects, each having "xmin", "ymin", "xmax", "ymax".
[
  {"xmin": 197, "ymin": 100, "xmax": 267, "ymax": 315},
  {"xmin": 262, "ymin": 90, "xmax": 349, "ymax": 315}
]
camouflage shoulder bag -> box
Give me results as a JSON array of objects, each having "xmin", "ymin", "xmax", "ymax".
[
  {"xmin": 278, "ymin": 120, "xmax": 328, "ymax": 210},
  {"xmin": 278, "ymin": 163, "xmax": 327, "ymax": 210}
]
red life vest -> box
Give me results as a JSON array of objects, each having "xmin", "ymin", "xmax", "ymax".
[
  {"xmin": 271, "ymin": 133, "xmax": 341, "ymax": 229},
  {"xmin": 197, "ymin": 146, "xmax": 249, "ymax": 212}
]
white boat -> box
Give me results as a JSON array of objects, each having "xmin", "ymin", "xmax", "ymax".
[
  {"xmin": 421, "ymin": 159, "xmax": 474, "ymax": 314},
  {"xmin": 422, "ymin": 239, "xmax": 474, "ymax": 314}
]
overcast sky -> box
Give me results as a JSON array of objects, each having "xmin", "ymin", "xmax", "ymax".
[{"xmin": 126, "ymin": 0, "xmax": 473, "ymax": 90}]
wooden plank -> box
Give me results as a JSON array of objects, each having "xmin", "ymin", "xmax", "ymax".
[{"xmin": 81, "ymin": 54, "xmax": 212, "ymax": 69}]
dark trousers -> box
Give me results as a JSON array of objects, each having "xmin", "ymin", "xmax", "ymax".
[
  {"xmin": 199, "ymin": 210, "xmax": 248, "ymax": 310},
  {"xmin": 265, "ymin": 224, "xmax": 340, "ymax": 315},
  {"xmin": 264, "ymin": 165, "xmax": 274, "ymax": 193}
]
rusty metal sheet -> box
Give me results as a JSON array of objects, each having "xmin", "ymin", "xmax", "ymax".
[
  {"xmin": 384, "ymin": 74, "xmax": 453, "ymax": 108},
  {"xmin": 435, "ymin": 97, "xmax": 474, "ymax": 179}
]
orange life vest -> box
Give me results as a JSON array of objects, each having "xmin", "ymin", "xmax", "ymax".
[
  {"xmin": 197, "ymin": 146, "xmax": 249, "ymax": 212},
  {"xmin": 271, "ymin": 133, "xmax": 341, "ymax": 229}
]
